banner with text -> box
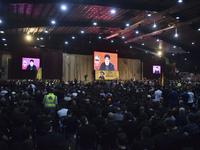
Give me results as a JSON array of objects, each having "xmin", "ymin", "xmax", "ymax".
[{"xmin": 95, "ymin": 70, "xmax": 119, "ymax": 80}]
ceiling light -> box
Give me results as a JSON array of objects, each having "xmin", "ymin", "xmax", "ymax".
[
  {"xmin": 126, "ymin": 23, "xmax": 130, "ymax": 27},
  {"xmin": 4, "ymin": 44, "xmax": 7, "ymax": 46},
  {"xmin": 98, "ymin": 36, "xmax": 102, "ymax": 39},
  {"xmin": 153, "ymin": 21, "xmax": 157, "ymax": 28},
  {"xmin": 174, "ymin": 33, "xmax": 178, "ymax": 38},
  {"xmin": 198, "ymin": 28, "xmax": 200, "ymax": 31},
  {"xmin": 111, "ymin": 40, "xmax": 114, "ymax": 43},
  {"xmin": 72, "ymin": 36, "xmax": 75, "ymax": 39},
  {"xmin": 36, "ymin": 38, "xmax": 40, "ymax": 40},
  {"xmin": 192, "ymin": 42, "xmax": 195, "ymax": 45},
  {"xmin": 172, "ymin": 54, "xmax": 175, "ymax": 56},
  {"xmin": 178, "ymin": 0, "xmax": 183, "ymax": 3},
  {"xmin": 93, "ymin": 22, "xmax": 97, "ymax": 26},
  {"xmin": 157, "ymin": 39, "xmax": 160, "ymax": 42},
  {"xmin": 44, "ymin": 30, "xmax": 48, "ymax": 33},
  {"xmin": 65, "ymin": 41, "xmax": 68, "ymax": 44},
  {"xmin": 25, "ymin": 35, "xmax": 32, "ymax": 41},
  {"xmin": 122, "ymin": 36, "xmax": 125, "ymax": 39},
  {"xmin": 81, "ymin": 30, "xmax": 84, "ymax": 34},
  {"xmin": 61, "ymin": 4, "xmax": 67, "ymax": 11},
  {"xmin": 0, "ymin": 19, "xmax": 2, "ymax": 24},
  {"xmin": 135, "ymin": 30, "xmax": 139, "ymax": 34},
  {"xmin": 157, "ymin": 51, "xmax": 162, "ymax": 56},
  {"xmin": 147, "ymin": 12, "xmax": 152, "ymax": 17},
  {"xmin": 111, "ymin": 9, "xmax": 116, "ymax": 14},
  {"xmin": 176, "ymin": 16, "xmax": 180, "ymax": 20},
  {"xmin": 0, "ymin": 31, "xmax": 4, "ymax": 33},
  {"xmin": 173, "ymin": 45, "xmax": 176, "ymax": 48},
  {"xmin": 2, "ymin": 38, "xmax": 6, "ymax": 41},
  {"xmin": 89, "ymin": 41, "xmax": 91, "ymax": 43},
  {"xmin": 40, "ymin": 37, "xmax": 43, "ymax": 40},
  {"xmin": 184, "ymin": 58, "xmax": 187, "ymax": 61},
  {"xmin": 187, "ymin": 51, "xmax": 190, "ymax": 53},
  {"xmin": 145, "ymin": 51, "xmax": 148, "ymax": 53},
  {"xmin": 142, "ymin": 43, "xmax": 144, "ymax": 45},
  {"xmin": 130, "ymin": 46, "xmax": 132, "ymax": 48},
  {"xmin": 51, "ymin": 20, "xmax": 56, "ymax": 25}
]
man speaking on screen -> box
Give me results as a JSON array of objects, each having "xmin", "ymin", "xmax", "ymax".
[
  {"xmin": 99, "ymin": 54, "xmax": 115, "ymax": 71},
  {"xmin": 26, "ymin": 59, "xmax": 37, "ymax": 70}
]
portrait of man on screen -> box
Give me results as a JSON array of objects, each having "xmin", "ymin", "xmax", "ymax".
[{"xmin": 99, "ymin": 54, "xmax": 115, "ymax": 71}]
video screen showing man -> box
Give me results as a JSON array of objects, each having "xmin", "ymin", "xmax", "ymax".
[
  {"xmin": 99, "ymin": 71, "xmax": 105, "ymax": 80},
  {"xmin": 26, "ymin": 59, "xmax": 37, "ymax": 70},
  {"xmin": 99, "ymin": 54, "xmax": 115, "ymax": 71},
  {"xmin": 155, "ymin": 66, "xmax": 160, "ymax": 74}
]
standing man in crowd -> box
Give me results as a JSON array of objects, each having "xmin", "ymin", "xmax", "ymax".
[{"xmin": 43, "ymin": 88, "xmax": 58, "ymax": 116}]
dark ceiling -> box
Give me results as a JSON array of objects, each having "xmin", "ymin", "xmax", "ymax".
[{"xmin": 0, "ymin": 0, "xmax": 200, "ymax": 61}]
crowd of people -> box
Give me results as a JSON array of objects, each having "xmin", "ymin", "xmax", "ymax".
[{"xmin": 0, "ymin": 79, "xmax": 200, "ymax": 150}]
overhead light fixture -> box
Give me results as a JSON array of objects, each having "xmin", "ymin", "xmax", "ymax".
[
  {"xmin": 2, "ymin": 38, "xmax": 6, "ymax": 41},
  {"xmin": 157, "ymin": 51, "xmax": 162, "ymax": 56},
  {"xmin": 0, "ymin": 31, "xmax": 4, "ymax": 33},
  {"xmin": 51, "ymin": 20, "xmax": 56, "ymax": 25},
  {"xmin": 72, "ymin": 36, "xmax": 75, "ymax": 39},
  {"xmin": 122, "ymin": 36, "xmax": 125, "ymax": 39},
  {"xmin": 126, "ymin": 23, "xmax": 130, "ymax": 27},
  {"xmin": 184, "ymin": 58, "xmax": 187, "ymax": 61},
  {"xmin": 25, "ymin": 35, "xmax": 32, "ymax": 41},
  {"xmin": 178, "ymin": 0, "xmax": 183, "ymax": 3},
  {"xmin": 80, "ymin": 30, "xmax": 84, "ymax": 34},
  {"xmin": 142, "ymin": 43, "xmax": 144, "ymax": 45},
  {"xmin": 145, "ymin": 51, "xmax": 148, "ymax": 53},
  {"xmin": 44, "ymin": 30, "xmax": 48, "ymax": 33},
  {"xmin": 110, "ymin": 9, "xmax": 116, "ymax": 14},
  {"xmin": 153, "ymin": 21, "xmax": 157, "ymax": 28},
  {"xmin": 98, "ymin": 36, "xmax": 102, "ymax": 39},
  {"xmin": 40, "ymin": 37, "xmax": 43, "ymax": 40},
  {"xmin": 198, "ymin": 28, "xmax": 200, "ymax": 31},
  {"xmin": 4, "ymin": 44, "xmax": 7, "ymax": 46},
  {"xmin": 176, "ymin": 16, "xmax": 180, "ymax": 20},
  {"xmin": 135, "ymin": 30, "xmax": 139, "ymax": 34},
  {"xmin": 172, "ymin": 53, "xmax": 175, "ymax": 56},
  {"xmin": 89, "ymin": 41, "xmax": 91, "ymax": 43},
  {"xmin": 130, "ymin": 46, "xmax": 132, "ymax": 48},
  {"xmin": 173, "ymin": 45, "xmax": 176, "ymax": 48},
  {"xmin": 111, "ymin": 40, "xmax": 114, "ymax": 43},
  {"xmin": 174, "ymin": 28, "xmax": 178, "ymax": 38},
  {"xmin": 61, "ymin": 4, "xmax": 67, "ymax": 11},
  {"xmin": 147, "ymin": 12, "xmax": 152, "ymax": 17},
  {"xmin": 187, "ymin": 51, "xmax": 190, "ymax": 53},
  {"xmin": 192, "ymin": 42, "xmax": 195, "ymax": 45},
  {"xmin": 0, "ymin": 19, "xmax": 2, "ymax": 24},
  {"xmin": 93, "ymin": 22, "xmax": 97, "ymax": 26},
  {"xmin": 157, "ymin": 39, "xmax": 160, "ymax": 42},
  {"xmin": 65, "ymin": 41, "xmax": 68, "ymax": 44},
  {"xmin": 36, "ymin": 38, "xmax": 40, "ymax": 41}
]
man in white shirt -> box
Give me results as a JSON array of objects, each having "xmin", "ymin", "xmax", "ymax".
[{"xmin": 154, "ymin": 87, "xmax": 162, "ymax": 102}]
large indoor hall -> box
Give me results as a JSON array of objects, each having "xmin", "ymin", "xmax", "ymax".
[{"xmin": 0, "ymin": 0, "xmax": 200, "ymax": 150}]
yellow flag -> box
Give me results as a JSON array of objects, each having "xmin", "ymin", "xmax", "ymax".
[{"xmin": 36, "ymin": 68, "xmax": 42, "ymax": 80}]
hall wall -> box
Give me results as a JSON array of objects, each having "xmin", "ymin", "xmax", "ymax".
[{"xmin": 62, "ymin": 53, "xmax": 142, "ymax": 82}]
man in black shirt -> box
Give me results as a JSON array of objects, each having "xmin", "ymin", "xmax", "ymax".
[{"xmin": 99, "ymin": 54, "xmax": 115, "ymax": 71}]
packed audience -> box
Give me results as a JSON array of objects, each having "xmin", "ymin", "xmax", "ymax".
[{"xmin": 0, "ymin": 79, "xmax": 200, "ymax": 150}]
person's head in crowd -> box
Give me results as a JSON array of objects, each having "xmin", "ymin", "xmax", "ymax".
[
  {"xmin": 179, "ymin": 107, "xmax": 185, "ymax": 114},
  {"xmin": 165, "ymin": 119, "xmax": 177, "ymax": 131},
  {"xmin": 139, "ymin": 106, "xmax": 145, "ymax": 113},
  {"xmin": 187, "ymin": 113, "xmax": 196, "ymax": 123},
  {"xmin": 79, "ymin": 116, "xmax": 88, "ymax": 125},
  {"xmin": 123, "ymin": 112, "xmax": 133, "ymax": 121},
  {"xmin": 117, "ymin": 132, "xmax": 128, "ymax": 148},
  {"xmin": 107, "ymin": 112, "xmax": 114, "ymax": 122},
  {"xmin": 158, "ymin": 121, "xmax": 168, "ymax": 134},
  {"xmin": 179, "ymin": 100, "xmax": 184, "ymax": 106},
  {"xmin": 141, "ymin": 126, "xmax": 151, "ymax": 139},
  {"xmin": 96, "ymin": 109, "xmax": 102, "ymax": 117},
  {"xmin": 104, "ymin": 54, "xmax": 111, "ymax": 66},
  {"xmin": 41, "ymin": 121, "xmax": 52, "ymax": 134}
]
